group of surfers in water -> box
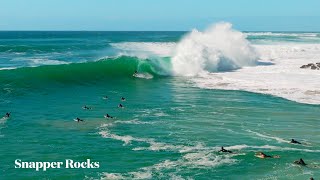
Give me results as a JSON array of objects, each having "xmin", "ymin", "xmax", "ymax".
[
  {"xmin": 218, "ymin": 138, "xmax": 311, "ymax": 169},
  {"xmin": 2, "ymin": 72, "xmax": 315, "ymax": 180},
  {"xmin": 76, "ymin": 70, "xmax": 138, "ymax": 122},
  {"xmin": 74, "ymin": 96, "xmax": 126, "ymax": 122}
]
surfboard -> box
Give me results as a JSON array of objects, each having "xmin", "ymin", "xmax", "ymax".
[
  {"xmin": 255, "ymin": 155, "xmax": 265, "ymax": 159},
  {"xmin": 133, "ymin": 73, "xmax": 153, "ymax": 79},
  {"xmin": 255, "ymin": 155, "xmax": 280, "ymax": 159}
]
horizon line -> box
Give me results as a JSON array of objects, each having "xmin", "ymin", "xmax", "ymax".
[{"xmin": 1, "ymin": 30, "xmax": 320, "ymax": 33}]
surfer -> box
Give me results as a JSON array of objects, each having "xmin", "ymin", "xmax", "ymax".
[
  {"xmin": 294, "ymin": 158, "xmax": 307, "ymax": 166},
  {"xmin": 133, "ymin": 70, "xmax": 138, "ymax": 76},
  {"xmin": 103, "ymin": 96, "xmax": 108, "ymax": 100},
  {"xmin": 82, "ymin": 105, "xmax": 91, "ymax": 110},
  {"xmin": 75, "ymin": 117, "xmax": 84, "ymax": 122},
  {"xmin": 255, "ymin": 152, "xmax": 279, "ymax": 159},
  {"xmin": 290, "ymin": 139, "xmax": 301, "ymax": 144},
  {"xmin": 218, "ymin": 146, "xmax": 232, "ymax": 153},
  {"xmin": 121, "ymin": 97, "xmax": 126, "ymax": 101},
  {"xmin": 104, "ymin": 114, "xmax": 113, "ymax": 119},
  {"xmin": 5, "ymin": 112, "xmax": 10, "ymax": 118},
  {"xmin": 118, "ymin": 104, "xmax": 124, "ymax": 108}
]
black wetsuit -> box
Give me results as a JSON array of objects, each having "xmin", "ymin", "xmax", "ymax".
[
  {"xmin": 76, "ymin": 118, "xmax": 84, "ymax": 122},
  {"xmin": 291, "ymin": 139, "xmax": 301, "ymax": 144},
  {"xmin": 294, "ymin": 159, "xmax": 307, "ymax": 166},
  {"xmin": 219, "ymin": 147, "xmax": 232, "ymax": 153},
  {"xmin": 106, "ymin": 114, "xmax": 113, "ymax": 118},
  {"xmin": 83, "ymin": 106, "xmax": 91, "ymax": 110}
]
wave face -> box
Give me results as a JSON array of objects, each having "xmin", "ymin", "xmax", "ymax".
[
  {"xmin": 172, "ymin": 22, "xmax": 259, "ymax": 76},
  {"xmin": 0, "ymin": 56, "xmax": 171, "ymax": 86}
]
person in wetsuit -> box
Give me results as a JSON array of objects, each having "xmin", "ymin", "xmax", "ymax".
[
  {"xmin": 219, "ymin": 147, "xmax": 232, "ymax": 153},
  {"xmin": 290, "ymin": 139, "xmax": 301, "ymax": 144},
  {"xmin": 294, "ymin": 158, "xmax": 307, "ymax": 166},
  {"xmin": 76, "ymin": 117, "xmax": 84, "ymax": 122},
  {"xmin": 105, "ymin": 114, "xmax": 113, "ymax": 118},
  {"xmin": 5, "ymin": 112, "xmax": 10, "ymax": 118},
  {"xmin": 83, "ymin": 105, "xmax": 91, "ymax": 110}
]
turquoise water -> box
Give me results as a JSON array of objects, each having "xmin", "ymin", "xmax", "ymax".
[{"xmin": 0, "ymin": 31, "xmax": 319, "ymax": 180}]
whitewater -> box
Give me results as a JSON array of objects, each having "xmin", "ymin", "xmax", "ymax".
[{"xmin": 110, "ymin": 23, "xmax": 320, "ymax": 104}]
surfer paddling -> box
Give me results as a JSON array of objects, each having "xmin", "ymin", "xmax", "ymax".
[
  {"xmin": 103, "ymin": 96, "xmax": 108, "ymax": 100},
  {"xmin": 118, "ymin": 104, "xmax": 124, "ymax": 108},
  {"xmin": 82, "ymin": 105, "xmax": 92, "ymax": 110},
  {"xmin": 255, "ymin": 152, "xmax": 280, "ymax": 159},
  {"xmin": 218, "ymin": 147, "xmax": 232, "ymax": 153},
  {"xmin": 290, "ymin": 139, "xmax": 301, "ymax": 144},
  {"xmin": 133, "ymin": 70, "xmax": 138, "ymax": 76},
  {"xmin": 5, "ymin": 112, "xmax": 11, "ymax": 118},
  {"xmin": 294, "ymin": 158, "xmax": 307, "ymax": 166},
  {"xmin": 104, "ymin": 114, "xmax": 113, "ymax": 119},
  {"xmin": 75, "ymin": 117, "xmax": 84, "ymax": 122}
]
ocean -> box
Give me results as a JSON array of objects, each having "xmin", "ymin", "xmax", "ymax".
[{"xmin": 0, "ymin": 23, "xmax": 319, "ymax": 179}]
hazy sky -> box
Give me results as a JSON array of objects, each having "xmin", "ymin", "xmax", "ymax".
[{"xmin": 1, "ymin": 0, "xmax": 320, "ymax": 31}]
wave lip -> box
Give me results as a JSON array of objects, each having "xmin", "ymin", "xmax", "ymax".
[{"xmin": 172, "ymin": 22, "xmax": 259, "ymax": 76}]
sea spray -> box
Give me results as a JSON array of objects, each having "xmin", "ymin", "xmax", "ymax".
[{"xmin": 172, "ymin": 22, "xmax": 259, "ymax": 76}]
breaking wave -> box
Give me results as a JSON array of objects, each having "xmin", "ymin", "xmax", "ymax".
[{"xmin": 171, "ymin": 22, "xmax": 258, "ymax": 76}]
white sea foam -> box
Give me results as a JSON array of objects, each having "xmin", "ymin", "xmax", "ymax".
[
  {"xmin": 0, "ymin": 117, "xmax": 9, "ymax": 138},
  {"xmin": 137, "ymin": 108, "xmax": 169, "ymax": 117},
  {"xmin": 114, "ymin": 119, "xmax": 154, "ymax": 125},
  {"xmin": 192, "ymin": 43, "xmax": 320, "ymax": 104},
  {"xmin": 28, "ymin": 58, "xmax": 69, "ymax": 66},
  {"xmin": 172, "ymin": 23, "xmax": 320, "ymax": 104},
  {"xmin": 109, "ymin": 23, "xmax": 320, "ymax": 104},
  {"xmin": 99, "ymin": 122, "xmax": 237, "ymax": 179},
  {"xmin": 99, "ymin": 122, "xmax": 209, "ymax": 153},
  {"xmin": 171, "ymin": 22, "xmax": 258, "ymax": 76},
  {"xmin": 225, "ymin": 144, "xmax": 320, "ymax": 153},
  {"xmin": 245, "ymin": 129, "xmax": 289, "ymax": 143},
  {"xmin": 0, "ymin": 67, "xmax": 17, "ymax": 70},
  {"xmin": 11, "ymin": 57, "xmax": 69, "ymax": 66},
  {"xmin": 133, "ymin": 72, "xmax": 153, "ymax": 79},
  {"xmin": 102, "ymin": 150, "xmax": 236, "ymax": 180},
  {"xmin": 245, "ymin": 32, "xmax": 319, "ymax": 37},
  {"xmin": 110, "ymin": 42, "xmax": 175, "ymax": 58},
  {"xmin": 101, "ymin": 173, "xmax": 125, "ymax": 180},
  {"xmin": 99, "ymin": 130, "xmax": 149, "ymax": 145}
]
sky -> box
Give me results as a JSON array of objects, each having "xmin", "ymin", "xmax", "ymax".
[{"xmin": 0, "ymin": 0, "xmax": 320, "ymax": 31}]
